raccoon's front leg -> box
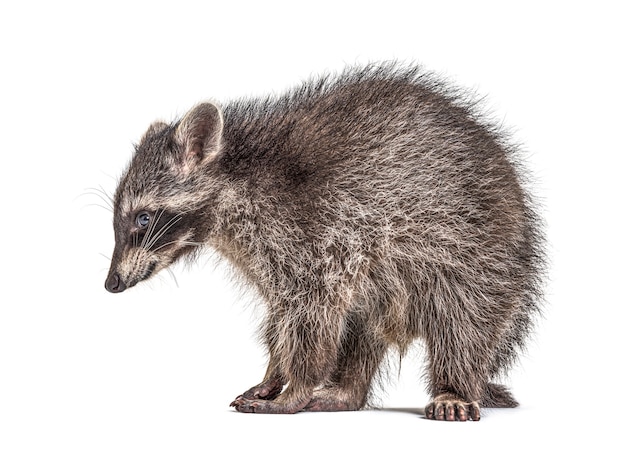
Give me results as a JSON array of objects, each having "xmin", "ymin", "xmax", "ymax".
[
  {"xmin": 231, "ymin": 313, "xmax": 286, "ymax": 407},
  {"xmin": 231, "ymin": 301, "xmax": 345, "ymax": 414},
  {"xmin": 230, "ymin": 356, "xmax": 284, "ymax": 405},
  {"xmin": 231, "ymin": 383, "xmax": 313, "ymax": 414}
]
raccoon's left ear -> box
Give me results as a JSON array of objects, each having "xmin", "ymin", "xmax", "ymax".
[{"xmin": 174, "ymin": 102, "xmax": 224, "ymax": 171}]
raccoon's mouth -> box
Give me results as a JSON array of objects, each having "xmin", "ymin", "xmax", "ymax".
[
  {"xmin": 124, "ymin": 261, "xmax": 158, "ymax": 290},
  {"xmin": 134, "ymin": 261, "xmax": 157, "ymax": 286}
]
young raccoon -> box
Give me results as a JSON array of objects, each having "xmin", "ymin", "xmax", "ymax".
[{"xmin": 104, "ymin": 63, "xmax": 544, "ymax": 421}]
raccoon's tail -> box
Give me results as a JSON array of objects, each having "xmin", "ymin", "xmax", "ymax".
[{"xmin": 481, "ymin": 383, "xmax": 519, "ymax": 408}]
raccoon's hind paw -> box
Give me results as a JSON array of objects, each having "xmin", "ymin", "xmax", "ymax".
[
  {"xmin": 302, "ymin": 387, "xmax": 364, "ymax": 412},
  {"xmin": 425, "ymin": 394, "xmax": 481, "ymax": 421}
]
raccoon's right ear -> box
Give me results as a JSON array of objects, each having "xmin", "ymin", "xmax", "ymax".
[
  {"xmin": 174, "ymin": 102, "xmax": 224, "ymax": 173},
  {"xmin": 140, "ymin": 121, "xmax": 170, "ymax": 144}
]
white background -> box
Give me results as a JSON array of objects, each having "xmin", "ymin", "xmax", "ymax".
[{"xmin": 1, "ymin": 1, "xmax": 623, "ymax": 450}]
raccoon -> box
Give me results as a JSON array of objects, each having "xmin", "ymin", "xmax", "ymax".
[{"xmin": 104, "ymin": 63, "xmax": 545, "ymax": 421}]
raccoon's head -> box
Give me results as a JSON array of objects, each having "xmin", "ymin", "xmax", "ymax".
[{"xmin": 105, "ymin": 103, "xmax": 223, "ymax": 293}]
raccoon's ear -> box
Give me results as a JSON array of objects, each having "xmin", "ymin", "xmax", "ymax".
[
  {"xmin": 140, "ymin": 121, "xmax": 170, "ymax": 144},
  {"xmin": 174, "ymin": 102, "xmax": 224, "ymax": 171}
]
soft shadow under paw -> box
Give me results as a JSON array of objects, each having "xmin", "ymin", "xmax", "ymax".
[{"xmin": 377, "ymin": 407, "xmax": 426, "ymax": 416}]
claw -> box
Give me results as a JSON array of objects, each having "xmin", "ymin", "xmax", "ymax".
[
  {"xmin": 229, "ymin": 396, "xmax": 242, "ymax": 408},
  {"xmin": 425, "ymin": 397, "xmax": 481, "ymax": 421},
  {"xmin": 230, "ymin": 396, "xmax": 258, "ymax": 413}
]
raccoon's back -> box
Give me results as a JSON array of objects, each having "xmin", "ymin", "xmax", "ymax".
[{"xmin": 218, "ymin": 64, "xmax": 528, "ymax": 242}]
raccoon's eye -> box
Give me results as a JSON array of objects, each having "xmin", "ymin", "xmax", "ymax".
[{"xmin": 136, "ymin": 211, "xmax": 151, "ymax": 229}]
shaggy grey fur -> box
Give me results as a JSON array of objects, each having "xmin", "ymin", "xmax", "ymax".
[{"xmin": 105, "ymin": 63, "xmax": 545, "ymax": 421}]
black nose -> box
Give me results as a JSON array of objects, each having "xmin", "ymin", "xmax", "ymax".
[{"xmin": 105, "ymin": 273, "xmax": 127, "ymax": 293}]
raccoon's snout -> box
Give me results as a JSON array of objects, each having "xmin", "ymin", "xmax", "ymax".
[
  {"xmin": 105, "ymin": 273, "xmax": 127, "ymax": 293},
  {"xmin": 104, "ymin": 260, "xmax": 158, "ymax": 293}
]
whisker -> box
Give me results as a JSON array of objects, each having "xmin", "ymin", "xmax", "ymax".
[
  {"xmin": 144, "ymin": 213, "xmax": 183, "ymax": 251},
  {"xmin": 166, "ymin": 267, "xmax": 179, "ymax": 288},
  {"xmin": 140, "ymin": 210, "xmax": 158, "ymax": 249},
  {"xmin": 150, "ymin": 240, "xmax": 177, "ymax": 253},
  {"xmin": 82, "ymin": 202, "xmax": 114, "ymax": 212},
  {"xmin": 141, "ymin": 209, "xmax": 166, "ymax": 250},
  {"xmin": 180, "ymin": 240, "xmax": 204, "ymax": 247},
  {"xmin": 80, "ymin": 186, "xmax": 114, "ymax": 211},
  {"xmin": 151, "ymin": 239, "xmax": 203, "ymax": 253}
]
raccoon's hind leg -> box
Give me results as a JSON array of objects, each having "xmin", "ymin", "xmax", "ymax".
[
  {"xmin": 423, "ymin": 301, "xmax": 497, "ymax": 419},
  {"xmin": 481, "ymin": 382, "xmax": 519, "ymax": 408},
  {"xmin": 304, "ymin": 312, "xmax": 387, "ymax": 412},
  {"xmin": 421, "ymin": 262, "xmax": 527, "ymax": 421},
  {"xmin": 423, "ymin": 331, "xmax": 516, "ymax": 421}
]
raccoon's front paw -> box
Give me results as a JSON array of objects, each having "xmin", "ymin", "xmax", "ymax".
[
  {"xmin": 229, "ymin": 377, "xmax": 284, "ymax": 408},
  {"xmin": 230, "ymin": 397, "xmax": 306, "ymax": 414},
  {"xmin": 425, "ymin": 394, "xmax": 481, "ymax": 421},
  {"xmin": 230, "ymin": 396, "xmax": 262, "ymax": 413}
]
